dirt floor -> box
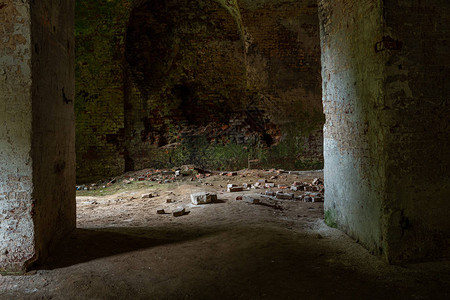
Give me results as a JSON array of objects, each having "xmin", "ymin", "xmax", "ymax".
[{"xmin": 1, "ymin": 169, "xmax": 450, "ymax": 299}]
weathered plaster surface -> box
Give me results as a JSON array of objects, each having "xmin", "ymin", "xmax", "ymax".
[
  {"xmin": 30, "ymin": 0, "xmax": 76, "ymax": 268},
  {"xmin": 319, "ymin": 0, "xmax": 387, "ymax": 257},
  {"xmin": 0, "ymin": 0, "xmax": 35, "ymax": 273},
  {"xmin": 381, "ymin": 0, "xmax": 450, "ymax": 262},
  {"xmin": 320, "ymin": 0, "xmax": 450, "ymax": 263},
  {"xmin": 0, "ymin": 0, "xmax": 75, "ymax": 272}
]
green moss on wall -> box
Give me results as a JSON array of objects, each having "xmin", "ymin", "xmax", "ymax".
[
  {"xmin": 75, "ymin": 0, "xmax": 324, "ymax": 182},
  {"xmin": 75, "ymin": 0, "xmax": 133, "ymax": 182},
  {"xmin": 324, "ymin": 209, "xmax": 338, "ymax": 228}
]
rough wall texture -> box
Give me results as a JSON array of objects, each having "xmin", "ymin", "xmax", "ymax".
[
  {"xmin": 30, "ymin": 0, "xmax": 76, "ymax": 268},
  {"xmin": 0, "ymin": 0, "xmax": 75, "ymax": 273},
  {"xmin": 320, "ymin": 0, "xmax": 387, "ymax": 258},
  {"xmin": 0, "ymin": 0, "xmax": 35, "ymax": 273},
  {"xmin": 320, "ymin": 0, "xmax": 450, "ymax": 263},
  {"xmin": 239, "ymin": 0, "xmax": 323, "ymax": 166},
  {"xmin": 75, "ymin": 0, "xmax": 132, "ymax": 182},
  {"xmin": 124, "ymin": 0, "xmax": 249, "ymax": 171},
  {"xmin": 75, "ymin": 0, "xmax": 324, "ymax": 182},
  {"xmin": 381, "ymin": 0, "xmax": 450, "ymax": 263}
]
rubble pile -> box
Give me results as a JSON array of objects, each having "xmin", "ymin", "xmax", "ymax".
[
  {"xmin": 76, "ymin": 165, "xmax": 213, "ymax": 191},
  {"xmin": 76, "ymin": 167, "xmax": 325, "ymax": 219},
  {"xmin": 219, "ymin": 174, "xmax": 324, "ymax": 203}
]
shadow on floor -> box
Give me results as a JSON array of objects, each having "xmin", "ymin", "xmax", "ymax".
[{"xmin": 38, "ymin": 226, "xmax": 222, "ymax": 270}]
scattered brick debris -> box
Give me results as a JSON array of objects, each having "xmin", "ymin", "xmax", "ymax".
[
  {"xmin": 276, "ymin": 192, "xmax": 294, "ymax": 200},
  {"xmin": 244, "ymin": 196, "xmax": 260, "ymax": 204},
  {"xmin": 228, "ymin": 186, "xmax": 244, "ymax": 192},
  {"xmin": 173, "ymin": 208, "xmax": 186, "ymax": 217},
  {"xmin": 190, "ymin": 192, "xmax": 217, "ymax": 205}
]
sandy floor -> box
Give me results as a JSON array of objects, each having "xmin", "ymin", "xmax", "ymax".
[{"xmin": 1, "ymin": 169, "xmax": 449, "ymax": 299}]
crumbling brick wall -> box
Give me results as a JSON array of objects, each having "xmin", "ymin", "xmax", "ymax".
[
  {"xmin": 75, "ymin": 0, "xmax": 324, "ymax": 182},
  {"xmin": 123, "ymin": 0, "xmax": 248, "ymax": 171},
  {"xmin": 75, "ymin": 0, "xmax": 132, "ymax": 182},
  {"xmin": 239, "ymin": 0, "xmax": 324, "ymax": 166}
]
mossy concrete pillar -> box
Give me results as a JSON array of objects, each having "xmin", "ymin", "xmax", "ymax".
[{"xmin": 0, "ymin": 0, "xmax": 75, "ymax": 273}]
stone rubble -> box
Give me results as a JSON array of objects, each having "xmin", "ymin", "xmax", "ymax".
[
  {"xmin": 275, "ymin": 192, "xmax": 294, "ymax": 200},
  {"xmin": 76, "ymin": 167, "xmax": 325, "ymax": 219},
  {"xmin": 303, "ymin": 196, "xmax": 313, "ymax": 203},
  {"xmin": 244, "ymin": 196, "xmax": 260, "ymax": 204},
  {"xmin": 312, "ymin": 178, "xmax": 322, "ymax": 185},
  {"xmin": 142, "ymin": 193, "xmax": 157, "ymax": 199},
  {"xmin": 265, "ymin": 190, "xmax": 275, "ymax": 197},
  {"xmin": 173, "ymin": 207, "xmax": 186, "ymax": 217},
  {"xmin": 190, "ymin": 192, "xmax": 218, "ymax": 205},
  {"xmin": 228, "ymin": 186, "xmax": 244, "ymax": 192}
]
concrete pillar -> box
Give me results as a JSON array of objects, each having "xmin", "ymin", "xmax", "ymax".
[
  {"xmin": 319, "ymin": 0, "xmax": 450, "ymax": 263},
  {"xmin": 0, "ymin": 0, "xmax": 75, "ymax": 273}
]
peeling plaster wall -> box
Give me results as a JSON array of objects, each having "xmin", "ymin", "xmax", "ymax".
[
  {"xmin": 320, "ymin": 0, "xmax": 450, "ymax": 263},
  {"xmin": 0, "ymin": 0, "xmax": 75, "ymax": 272},
  {"xmin": 30, "ymin": 0, "xmax": 76, "ymax": 268},
  {"xmin": 0, "ymin": 0, "xmax": 35, "ymax": 273},
  {"xmin": 319, "ymin": 0, "xmax": 387, "ymax": 258}
]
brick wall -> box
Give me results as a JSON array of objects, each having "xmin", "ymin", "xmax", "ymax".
[
  {"xmin": 75, "ymin": 0, "xmax": 132, "ymax": 182},
  {"xmin": 123, "ymin": 0, "xmax": 245, "ymax": 170},
  {"xmin": 75, "ymin": 0, "xmax": 324, "ymax": 182},
  {"xmin": 239, "ymin": 0, "xmax": 324, "ymax": 166}
]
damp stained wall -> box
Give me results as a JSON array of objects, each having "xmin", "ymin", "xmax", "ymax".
[
  {"xmin": 75, "ymin": 0, "xmax": 324, "ymax": 183},
  {"xmin": 239, "ymin": 0, "xmax": 323, "ymax": 167},
  {"xmin": 0, "ymin": 0, "xmax": 35, "ymax": 273},
  {"xmin": 320, "ymin": 0, "xmax": 387, "ymax": 259},
  {"xmin": 124, "ymin": 0, "xmax": 248, "ymax": 171},
  {"xmin": 0, "ymin": 0, "xmax": 75, "ymax": 272},
  {"xmin": 30, "ymin": 0, "xmax": 76, "ymax": 269},
  {"xmin": 319, "ymin": 0, "xmax": 450, "ymax": 263},
  {"xmin": 75, "ymin": 0, "xmax": 132, "ymax": 182},
  {"xmin": 381, "ymin": 0, "xmax": 450, "ymax": 263}
]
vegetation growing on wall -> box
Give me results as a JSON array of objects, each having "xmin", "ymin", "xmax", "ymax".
[
  {"xmin": 75, "ymin": 0, "xmax": 132, "ymax": 182},
  {"xmin": 75, "ymin": 0, "xmax": 324, "ymax": 183}
]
